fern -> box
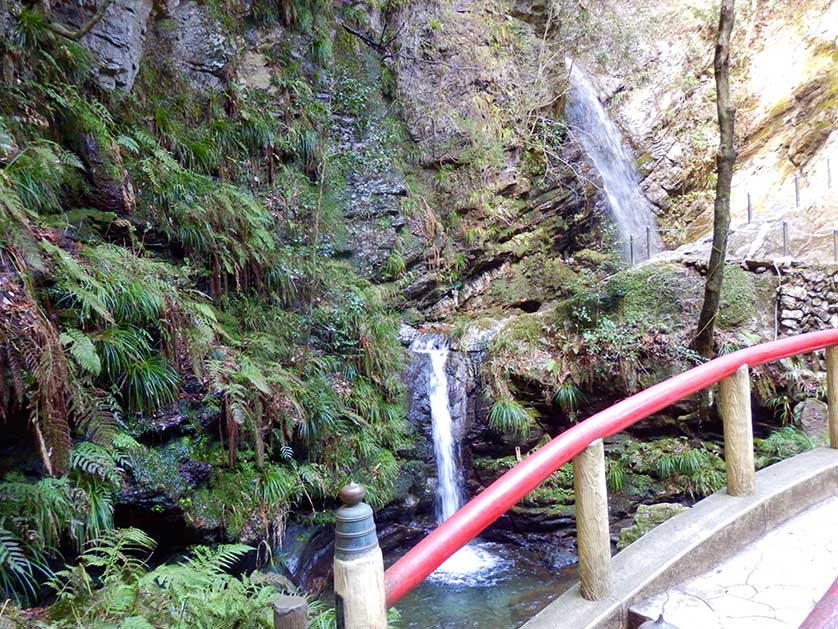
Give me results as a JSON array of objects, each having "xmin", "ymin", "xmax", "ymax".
[
  {"xmin": 606, "ymin": 459, "xmax": 626, "ymax": 492},
  {"xmin": 0, "ymin": 524, "xmax": 46, "ymax": 603},
  {"xmin": 553, "ymin": 382, "xmax": 584, "ymax": 415},
  {"xmin": 755, "ymin": 426, "xmax": 814, "ymax": 467},
  {"xmin": 117, "ymin": 354, "xmax": 179, "ymax": 413},
  {"xmin": 0, "ymin": 476, "xmax": 75, "ymax": 552},
  {"xmin": 3, "ymin": 141, "xmax": 84, "ymax": 213},
  {"xmin": 93, "ymin": 326, "xmax": 153, "ymax": 379},
  {"xmin": 48, "ymin": 532, "xmax": 278, "ymax": 628},
  {"xmin": 71, "ymin": 442, "xmax": 122, "ymax": 487},
  {"xmin": 60, "ymin": 329, "xmax": 102, "ymax": 377},
  {"xmin": 488, "ymin": 398, "xmax": 533, "ymax": 439}
]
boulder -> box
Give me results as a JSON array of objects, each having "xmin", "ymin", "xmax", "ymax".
[{"xmin": 794, "ymin": 398, "xmax": 827, "ymax": 442}]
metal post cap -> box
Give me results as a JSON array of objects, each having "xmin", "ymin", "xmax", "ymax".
[
  {"xmin": 340, "ymin": 482, "xmax": 365, "ymax": 506},
  {"xmin": 638, "ymin": 615, "xmax": 677, "ymax": 629},
  {"xmin": 334, "ymin": 482, "xmax": 378, "ymax": 560}
]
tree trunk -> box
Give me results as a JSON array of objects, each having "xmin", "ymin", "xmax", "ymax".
[{"xmin": 694, "ymin": 0, "xmax": 737, "ymax": 359}]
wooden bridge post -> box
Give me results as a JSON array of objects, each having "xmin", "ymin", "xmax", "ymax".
[
  {"xmin": 826, "ymin": 346, "xmax": 838, "ymax": 449},
  {"xmin": 333, "ymin": 482, "xmax": 387, "ymax": 629},
  {"xmin": 273, "ymin": 595, "xmax": 307, "ymax": 629},
  {"xmin": 573, "ymin": 439, "xmax": 611, "ymax": 600},
  {"xmin": 719, "ymin": 365, "xmax": 756, "ymax": 496}
]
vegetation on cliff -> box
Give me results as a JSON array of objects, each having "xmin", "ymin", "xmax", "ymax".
[{"xmin": 0, "ymin": 1, "xmax": 408, "ymax": 618}]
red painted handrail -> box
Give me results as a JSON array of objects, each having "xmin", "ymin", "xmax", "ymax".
[{"xmin": 384, "ymin": 329, "xmax": 838, "ymax": 606}]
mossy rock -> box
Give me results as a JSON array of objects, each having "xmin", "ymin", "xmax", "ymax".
[
  {"xmin": 608, "ymin": 263, "xmax": 699, "ymax": 326},
  {"xmin": 573, "ymin": 248, "xmax": 619, "ymax": 273},
  {"xmin": 718, "ymin": 265, "xmax": 757, "ymax": 328},
  {"xmin": 617, "ymin": 502, "xmax": 689, "ymax": 550}
]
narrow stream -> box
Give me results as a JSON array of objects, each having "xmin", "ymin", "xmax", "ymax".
[{"xmin": 566, "ymin": 60, "xmax": 661, "ymax": 260}]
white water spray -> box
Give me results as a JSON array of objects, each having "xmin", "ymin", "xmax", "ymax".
[
  {"xmin": 410, "ymin": 335, "xmax": 499, "ymax": 583},
  {"xmin": 566, "ymin": 61, "xmax": 661, "ymax": 260}
]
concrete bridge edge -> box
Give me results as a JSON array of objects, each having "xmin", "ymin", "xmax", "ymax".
[{"xmin": 522, "ymin": 447, "xmax": 838, "ymax": 629}]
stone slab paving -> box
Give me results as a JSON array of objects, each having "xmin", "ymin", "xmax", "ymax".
[{"xmin": 632, "ymin": 496, "xmax": 838, "ymax": 628}]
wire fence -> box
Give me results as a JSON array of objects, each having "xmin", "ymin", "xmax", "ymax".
[{"xmin": 618, "ymin": 150, "xmax": 837, "ymax": 266}]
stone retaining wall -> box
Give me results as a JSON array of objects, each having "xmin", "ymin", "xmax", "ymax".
[{"xmin": 777, "ymin": 265, "xmax": 838, "ymax": 335}]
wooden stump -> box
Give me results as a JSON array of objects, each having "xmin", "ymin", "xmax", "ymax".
[
  {"xmin": 334, "ymin": 546, "xmax": 387, "ymax": 629},
  {"xmin": 273, "ymin": 594, "xmax": 307, "ymax": 629}
]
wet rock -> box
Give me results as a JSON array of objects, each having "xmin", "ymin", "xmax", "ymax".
[
  {"xmin": 399, "ymin": 323, "xmax": 421, "ymax": 346},
  {"xmin": 455, "ymin": 318, "xmax": 511, "ymax": 352},
  {"xmin": 178, "ymin": 459, "xmax": 211, "ymax": 487},
  {"xmin": 272, "ymin": 523, "xmax": 334, "ymax": 594}
]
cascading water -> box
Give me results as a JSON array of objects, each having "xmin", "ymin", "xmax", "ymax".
[
  {"xmin": 409, "ymin": 335, "xmax": 498, "ymax": 583},
  {"xmin": 411, "ymin": 335, "xmax": 464, "ymax": 521},
  {"xmin": 565, "ymin": 61, "xmax": 661, "ymax": 261}
]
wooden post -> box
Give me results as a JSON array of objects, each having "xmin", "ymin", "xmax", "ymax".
[
  {"xmin": 273, "ymin": 595, "xmax": 307, "ymax": 629},
  {"xmin": 334, "ymin": 483, "xmax": 387, "ymax": 629},
  {"xmin": 573, "ymin": 439, "xmax": 611, "ymax": 600},
  {"xmin": 826, "ymin": 346, "xmax": 838, "ymax": 449},
  {"xmin": 719, "ymin": 365, "xmax": 756, "ymax": 496},
  {"xmin": 629, "ymin": 235, "xmax": 635, "ymax": 266}
]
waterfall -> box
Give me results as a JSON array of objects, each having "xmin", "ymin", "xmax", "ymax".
[
  {"xmin": 409, "ymin": 334, "xmax": 499, "ymax": 583},
  {"xmin": 410, "ymin": 335, "xmax": 464, "ymax": 522},
  {"xmin": 565, "ymin": 61, "xmax": 661, "ymax": 260}
]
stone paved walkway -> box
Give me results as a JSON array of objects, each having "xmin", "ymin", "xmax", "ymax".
[{"xmin": 632, "ymin": 496, "xmax": 838, "ymax": 628}]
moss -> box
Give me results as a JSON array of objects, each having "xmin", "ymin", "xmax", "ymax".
[
  {"xmin": 617, "ymin": 503, "xmax": 689, "ymax": 550},
  {"xmin": 496, "ymin": 226, "xmax": 547, "ymax": 258},
  {"xmin": 573, "ymin": 248, "xmax": 619, "ymax": 272},
  {"xmin": 541, "ymin": 257, "xmax": 581, "ymax": 296},
  {"xmin": 128, "ymin": 437, "xmax": 202, "ymax": 504},
  {"xmin": 718, "ymin": 264, "xmax": 756, "ymax": 328},
  {"xmin": 487, "ymin": 267, "xmax": 532, "ymax": 304},
  {"xmin": 608, "ymin": 263, "xmax": 697, "ymax": 326}
]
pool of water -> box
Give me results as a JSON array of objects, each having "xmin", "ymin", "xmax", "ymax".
[{"xmin": 393, "ymin": 542, "xmax": 576, "ymax": 628}]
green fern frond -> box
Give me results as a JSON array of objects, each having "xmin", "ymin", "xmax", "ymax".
[
  {"xmin": 0, "ymin": 524, "xmax": 45, "ymax": 603},
  {"xmin": 117, "ymin": 354, "xmax": 179, "ymax": 413},
  {"xmin": 60, "ymin": 329, "xmax": 102, "ymax": 377}
]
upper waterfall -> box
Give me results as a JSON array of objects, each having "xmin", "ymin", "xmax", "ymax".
[{"xmin": 565, "ymin": 61, "xmax": 661, "ymax": 261}]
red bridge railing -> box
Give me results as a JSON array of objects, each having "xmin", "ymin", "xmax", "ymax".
[{"xmin": 384, "ymin": 329, "xmax": 838, "ymax": 607}]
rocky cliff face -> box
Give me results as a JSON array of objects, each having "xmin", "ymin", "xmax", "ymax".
[
  {"xmin": 51, "ymin": 0, "xmax": 234, "ymax": 92},
  {"xmin": 596, "ymin": 0, "xmax": 837, "ymax": 250}
]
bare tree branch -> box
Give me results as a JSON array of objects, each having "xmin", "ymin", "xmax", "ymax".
[{"xmin": 47, "ymin": 0, "xmax": 115, "ymax": 41}]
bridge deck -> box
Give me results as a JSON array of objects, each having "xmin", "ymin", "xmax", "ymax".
[
  {"xmin": 630, "ymin": 495, "xmax": 838, "ymax": 628},
  {"xmin": 522, "ymin": 447, "xmax": 838, "ymax": 629}
]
